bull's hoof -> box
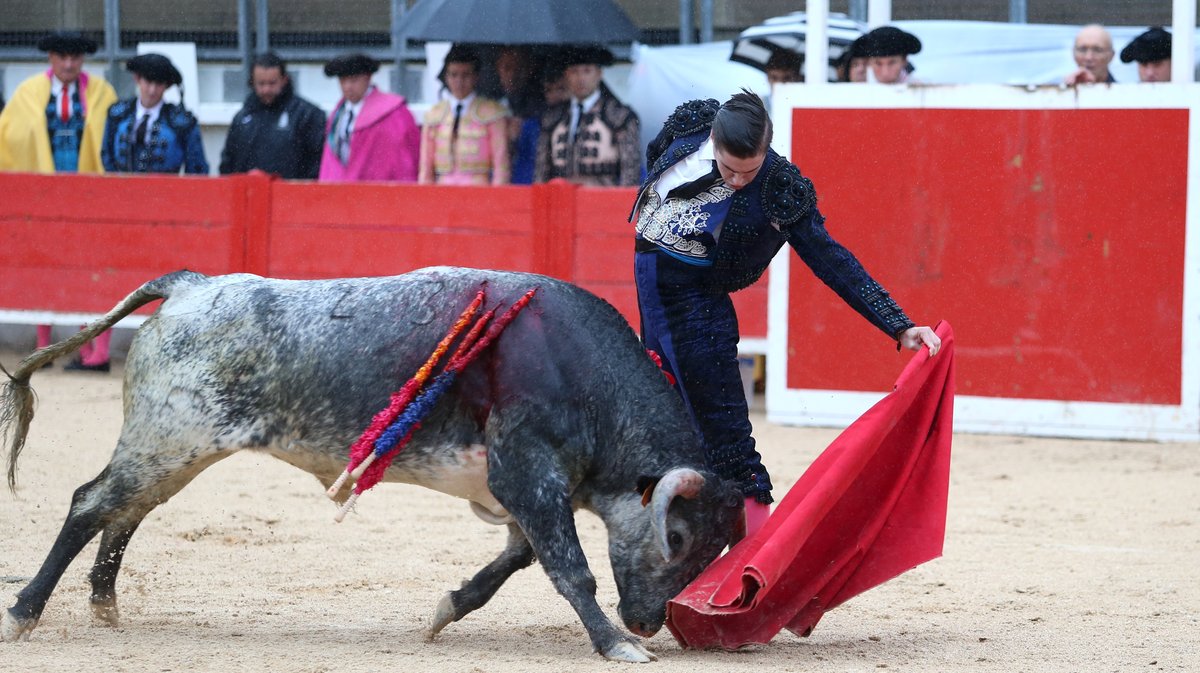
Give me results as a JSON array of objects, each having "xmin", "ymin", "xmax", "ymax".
[
  {"xmin": 601, "ymin": 639, "xmax": 656, "ymax": 663},
  {"xmin": 1, "ymin": 609, "xmax": 37, "ymax": 642},
  {"xmin": 90, "ymin": 596, "xmax": 120, "ymax": 626},
  {"xmin": 424, "ymin": 592, "xmax": 456, "ymax": 642}
]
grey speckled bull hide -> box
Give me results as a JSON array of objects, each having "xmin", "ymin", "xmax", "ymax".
[{"xmin": 0, "ymin": 267, "xmax": 742, "ymax": 662}]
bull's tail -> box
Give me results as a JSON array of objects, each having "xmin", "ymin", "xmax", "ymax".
[{"xmin": 1, "ymin": 270, "xmax": 207, "ymax": 493}]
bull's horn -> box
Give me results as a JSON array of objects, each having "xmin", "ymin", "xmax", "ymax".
[{"xmin": 650, "ymin": 468, "xmax": 705, "ymax": 562}]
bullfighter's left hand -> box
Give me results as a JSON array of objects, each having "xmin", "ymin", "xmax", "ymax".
[{"xmin": 899, "ymin": 326, "xmax": 941, "ymax": 357}]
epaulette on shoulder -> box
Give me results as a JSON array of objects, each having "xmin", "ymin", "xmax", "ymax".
[
  {"xmin": 162, "ymin": 104, "xmax": 197, "ymax": 132},
  {"xmin": 760, "ymin": 157, "xmax": 817, "ymax": 228},
  {"xmin": 542, "ymin": 101, "xmax": 569, "ymax": 127},
  {"xmin": 600, "ymin": 97, "xmax": 636, "ymax": 131},
  {"xmin": 423, "ymin": 100, "xmax": 451, "ymax": 125},
  {"xmin": 473, "ymin": 97, "xmax": 509, "ymax": 124},
  {"xmin": 665, "ymin": 98, "xmax": 720, "ymax": 138},
  {"xmin": 109, "ymin": 99, "xmax": 135, "ymax": 118}
]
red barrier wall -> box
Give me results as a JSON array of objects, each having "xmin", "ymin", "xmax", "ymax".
[
  {"xmin": 0, "ymin": 173, "xmax": 770, "ymax": 340},
  {"xmin": 0, "ymin": 173, "xmax": 247, "ymax": 314},
  {"xmin": 786, "ymin": 107, "xmax": 1188, "ymax": 405}
]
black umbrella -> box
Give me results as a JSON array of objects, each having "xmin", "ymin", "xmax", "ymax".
[{"xmin": 398, "ymin": 0, "xmax": 639, "ymax": 45}]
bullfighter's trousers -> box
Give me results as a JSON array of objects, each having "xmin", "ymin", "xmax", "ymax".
[{"xmin": 635, "ymin": 249, "xmax": 774, "ymax": 504}]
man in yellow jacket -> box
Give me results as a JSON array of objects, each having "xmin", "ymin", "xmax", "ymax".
[{"xmin": 0, "ymin": 31, "xmax": 118, "ymax": 371}]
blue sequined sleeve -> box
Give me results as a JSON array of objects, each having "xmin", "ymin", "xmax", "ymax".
[{"xmin": 782, "ymin": 206, "xmax": 915, "ymax": 339}]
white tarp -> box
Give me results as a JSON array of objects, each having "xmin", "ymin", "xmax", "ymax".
[
  {"xmin": 626, "ymin": 20, "xmax": 1200, "ymax": 152},
  {"xmin": 894, "ymin": 20, "xmax": 1200, "ymax": 85}
]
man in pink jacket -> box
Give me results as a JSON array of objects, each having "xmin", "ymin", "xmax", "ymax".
[{"xmin": 319, "ymin": 53, "xmax": 419, "ymax": 182}]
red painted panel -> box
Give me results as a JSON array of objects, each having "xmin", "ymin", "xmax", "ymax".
[
  {"xmin": 732, "ymin": 283, "xmax": 769, "ymax": 338},
  {"xmin": 267, "ymin": 181, "xmax": 539, "ymax": 279},
  {"xmin": 787, "ymin": 108, "xmax": 1187, "ymax": 405},
  {"xmin": 271, "ymin": 182, "xmax": 534, "ymax": 234},
  {"xmin": 573, "ymin": 187, "xmax": 637, "ymax": 294},
  {"xmin": 0, "ymin": 172, "xmax": 234, "ymax": 223},
  {"xmin": 0, "ymin": 172, "xmax": 239, "ymax": 313},
  {"xmin": 2, "ymin": 268, "xmax": 168, "ymax": 314},
  {"xmin": 0, "ymin": 220, "xmax": 231, "ymax": 271},
  {"xmin": 269, "ymin": 227, "xmax": 535, "ymax": 279}
]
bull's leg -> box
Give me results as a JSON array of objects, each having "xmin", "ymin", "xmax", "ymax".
[
  {"xmin": 2, "ymin": 444, "xmax": 230, "ymax": 642},
  {"xmin": 425, "ymin": 522, "xmax": 534, "ymax": 640},
  {"xmin": 485, "ymin": 444, "xmax": 655, "ymax": 663},
  {"xmin": 1, "ymin": 470, "xmax": 111, "ymax": 642},
  {"xmin": 87, "ymin": 521, "xmax": 141, "ymax": 625}
]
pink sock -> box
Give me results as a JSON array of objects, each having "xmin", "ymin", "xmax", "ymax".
[
  {"xmin": 744, "ymin": 498, "xmax": 771, "ymax": 536},
  {"xmin": 81, "ymin": 329, "xmax": 112, "ymax": 366},
  {"xmin": 36, "ymin": 325, "xmax": 51, "ymax": 349}
]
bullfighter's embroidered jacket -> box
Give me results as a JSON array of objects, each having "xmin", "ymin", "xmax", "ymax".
[
  {"xmin": 631, "ymin": 98, "xmax": 914, "ymax": 339},
  {"xmin": 535, "ymin": 82, "xmax": 640, "ymax": 187},
  {"xmin": 102, "ymin": 99, "xmax": 208, "ymax": 174}
]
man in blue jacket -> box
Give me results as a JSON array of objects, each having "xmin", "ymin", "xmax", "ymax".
[
  {"xmin": 102, "ymin": 53, "xmax": 208, "ymax": 174},
  {"xmin": 631, "ymin": 91, "xmax": 940, "ymax": 536}
]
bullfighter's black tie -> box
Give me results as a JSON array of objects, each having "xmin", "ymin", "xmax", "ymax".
[
  {"xmin": 452, "ymin": 102, "xmax": 463, "ymax": 140},
  {"xmin": 135, "ymin": 113, "xmax": 149, "ymax": 148},
  {"xmin": 571, "ymin": 101, "xmax": 584, "ymax": 143}
]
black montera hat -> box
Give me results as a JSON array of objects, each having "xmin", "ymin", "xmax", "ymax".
[
  {"xmin": 444, "ymin": 44, "xmax": 481, "ymax": 70},
  {"xmin": 560, "ymin": 45, "xmax": 615, "ymax": 68},
  {"xmin": 1120, "ymin": 27, "xmax": 1172, "ymax": 64},
  {"xmin": 126, "ymin": 53, "xmax": 182, "ymax": 86},
  {"xmin": 37, "ymin": 31, "xmax": 98, "ymax": 55},
  {"xmin": 324, "ymin": 53, "xmax": 381, "ymax": 77},
  {"xmin": 859, "ymin": 26, "xmax": 922, "ymax": 58}
]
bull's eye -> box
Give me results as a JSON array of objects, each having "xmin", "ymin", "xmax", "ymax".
[{"xmin": 668, "ymin": 531, "xmax": 683, "ymax": 550}]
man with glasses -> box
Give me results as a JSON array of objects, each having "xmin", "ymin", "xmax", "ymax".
[{"xmin": 1065, "ymin": 24, "xmax": 1116, "ymax": 85}]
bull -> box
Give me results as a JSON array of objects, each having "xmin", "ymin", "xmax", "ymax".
[{"xmin": 1, "ymin": 267, "xmax": 743, "ymax": 662}]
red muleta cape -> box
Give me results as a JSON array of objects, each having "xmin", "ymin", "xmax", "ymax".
[{"xmin": 666, "ymin": 321, "xmax": 956, "ymax": 649}]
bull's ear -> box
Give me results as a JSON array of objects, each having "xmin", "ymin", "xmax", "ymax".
[{"xmin": 636, "ymin": 475, "xmax": 660, "ymax": 507}]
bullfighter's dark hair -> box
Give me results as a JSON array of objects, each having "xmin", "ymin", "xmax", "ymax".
[{"xmin": 712, "ymin": 89, "xmax": 772, "ymax": 158}]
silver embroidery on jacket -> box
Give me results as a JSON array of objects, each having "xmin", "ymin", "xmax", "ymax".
[{"xmin": 635, "ymin": 183, "xmax": 734, "ymax": 260}]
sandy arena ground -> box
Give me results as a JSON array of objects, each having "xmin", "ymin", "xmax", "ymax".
[{"xmin": 1, "ymin": 355, "xmax": 1198, "ymax": 672}]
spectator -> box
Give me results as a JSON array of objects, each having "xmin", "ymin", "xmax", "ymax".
[
  {"xmin": 860, "ymin": 26, "xmax": 922, "ymax": 84},
  {"xmin": 1065, "ymin": 24, "xmax": 1116, "ymax": 85},
  {"xmin": 764, "ymin": 50, "xmax": 804, "ymax": 86},
  {"xmin": 0, "ymin": 31, "xmax": 117, "ymax": 372},
  {"xmin": 534, "ymin": 45, "xmax": 640, "ymax": 187},
  {"xmin": 220, "ymin": 51, "xmax": 326, "ymax": 179},
  {"xmin": 542, "ymin": 66, "xmax": 570, "ymax": 108},
  {"xmin": 318, "ymin": 53, "xmax": 419, "ymax": 183},
  {"xmin": 495, "ymin": 45, "xmax": 542, "ymax": 119},
  {"xmin": 419, "ymin": 45, "xmax": 509, "ymax": 186},
  {"xmin": 496, "ymin": 45, "xmax": 543, "ymax": 185},
  {"xmin": 102, "ymin": 53, "xmax": 208, "ymax": 174},
  {"xmin": 509, "ymin": 65, "xmax": 567, "ymax": 184},
  {"xmin": 835, "ymin": 35, "xmax": 869, "ymax": 83},
  {"xmin": 1121, "ymin": 27, "xmax": 1172, "ymax": 83},
  {"xmin": 631, "ymin": 92, "xmax": 940, "ymax": 535}
]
